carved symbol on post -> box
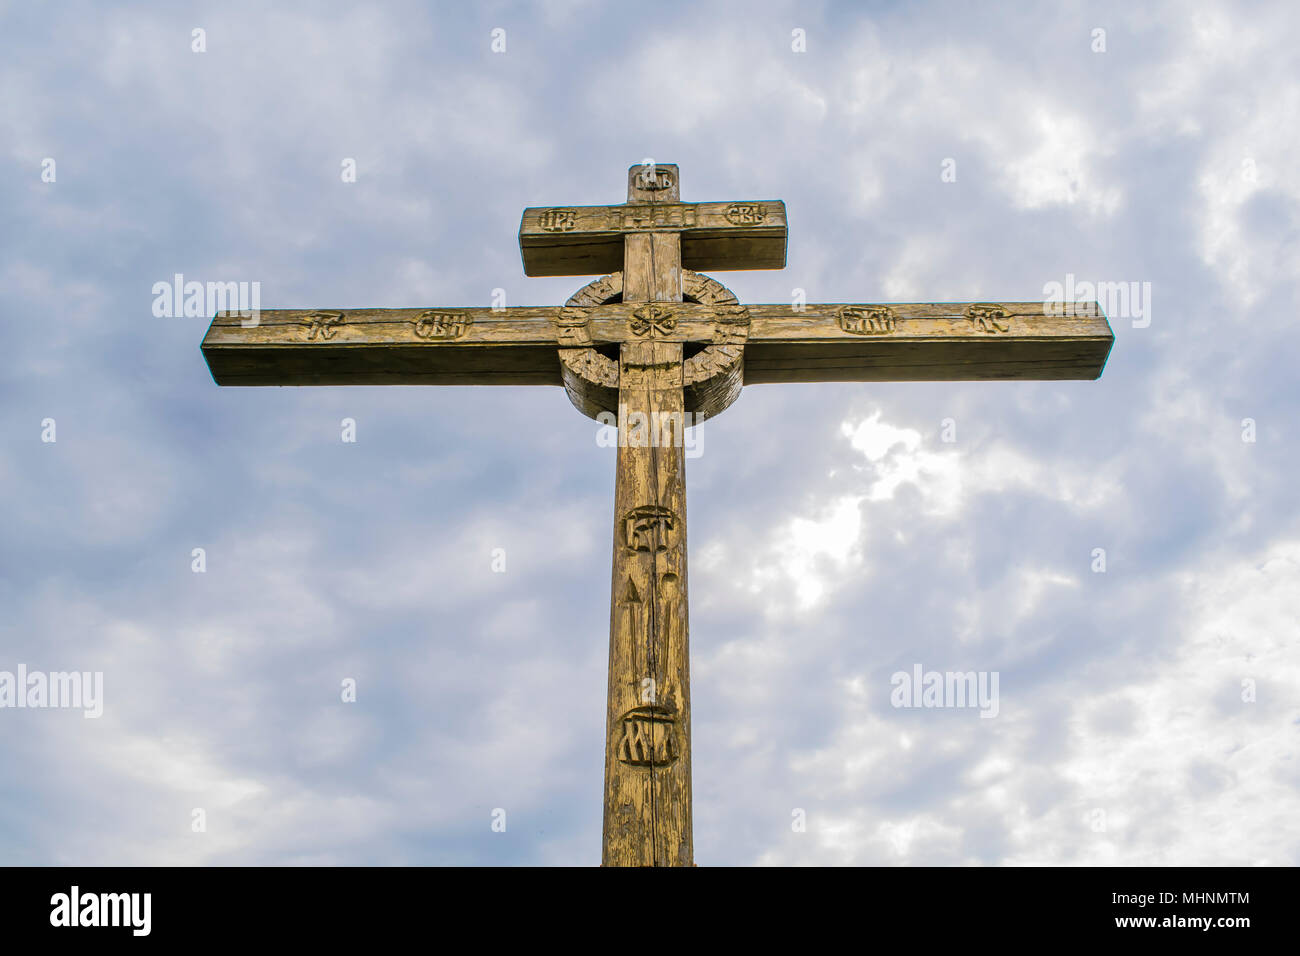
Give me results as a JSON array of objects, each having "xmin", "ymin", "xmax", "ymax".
[
  {"xmin": 629, "ymin": 305, "xmax": 677, "ymax": 338},
  {"xmin": 413, "ymin": 310, "xmax": 472, "ymax": 339},
  {"xmin": 623, "ymin": 505, "xmax": 676, "ymax": 553},
  {"xmin": 634, "ymin": 167, "xmax": 675, "ymax": 191},
  {"xmin": 838, "ymin": 305, "xmax": 896, "ymax": 335},
  {"xmin": 965, "ymin": 304, "xmax": 1010, "ymax": 333},
  {"xmin": 302, "ymin": 311, "xmax": 345, "ymax": 340},
  {"xmin": 724, "ymin": 202, "xmax": 766, "ymax": 225},
  {"xmin": 537, "ymin": 209, "xmax": 576, "ymax": 232},
  {"xmin": 616, "ymin": 705, "xmax": 680, "ymax": 767},
  {"xmin": 619, "ymin": 577, "xmax": 642, "ymax": 604}
]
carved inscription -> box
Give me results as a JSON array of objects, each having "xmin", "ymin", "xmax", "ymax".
[
  {"xmin": 634, "ymin": 167, "xmax": 675, "ymax": 192},
  {"xmin": 629, "ymin": 305, "xmax": 677, "ymax": 338},
  {"xmin": 624, "ymin": 505, "xmax": 676, "ymax": 553},
  {"xmin": 965, "ymin": 303, "xmax": 1010, "ymax": 333},
  {"xmin": 302, "ymin": 311, "xmax": 345, "ymax": 340},
  {"xmin": 616, "ymin": 706, "xmax": 680, "ymax": 767},
  {"xmin": 615, "ymin": 204, "xmax": 697, "ymax": 230},
  {"xmin": 537, "ymin": 209, "xmax": 576, "ymax": 232},
  {"xmin": 838, "ymin": 305, "xmax": 896, "ymax": 335},
  {"xmin": 413, "ymin": 310, "xmax": 472, "ymax": 339},
  {"xmin": 724, "ymin": 202, "xmax": 766, "ymax": 225}
]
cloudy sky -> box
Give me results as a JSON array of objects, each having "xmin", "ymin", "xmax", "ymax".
[{"xmin": 2, "ymin": 0, "xmax": 1297, "ymax": 866}]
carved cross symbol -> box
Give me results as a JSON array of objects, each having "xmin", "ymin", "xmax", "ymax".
[
  {"xmin": 629, "ymin": 305, "xmax": 677, "ymax": 338},
  {"xmin": 202, "ymin": 163, "xmax": 1113, "ymax": 867}
]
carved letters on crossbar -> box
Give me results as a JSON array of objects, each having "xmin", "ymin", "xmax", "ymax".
[
  {"xmin": 535, "ymin": 202, "xmax": 782, "ymax": 233},
  {"xmin": 414, "ymin": 310, "xmax": 472, "ymax": 339},
  {"xmin": 301, "ymin": 310, "xmax": 344, "ymax": 340},
  {"xmin": 834, "ymin": 303, "xmax": 1013, "ymax": 336}
]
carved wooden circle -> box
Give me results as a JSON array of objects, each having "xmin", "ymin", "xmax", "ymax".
[{"xmin": 558, "ymin": 270, "xmax": 750, "ymax": 423}]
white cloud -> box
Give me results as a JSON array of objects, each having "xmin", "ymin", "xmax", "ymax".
[{"xmin": 1002, "ymin": 109, "xmax": 1123, "ymax": 216}]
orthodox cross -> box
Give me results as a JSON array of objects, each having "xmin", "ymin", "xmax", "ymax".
[{"xmin": 201, "ymin": 163, "xmax": 1113, "ymax": 866}]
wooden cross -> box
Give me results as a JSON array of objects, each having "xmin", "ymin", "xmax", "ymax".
[{"xmin": 201, "ymin": 163, "xmax": 1113, "ymax": 866}]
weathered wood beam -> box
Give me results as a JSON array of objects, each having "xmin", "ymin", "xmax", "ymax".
[
  {"xmin": 603, "ymin": 230, "xmax": 693, "ymax": 867},
  {"xmin": 742, "ymin": 301, "xmax": 1115, "ymax": 382},
  {"xmin": 519, "ymin": 201, "xmax": 787, "ymax": 276},
  {"xmin": 200, "ymin": 300, "xmax": 1113, "ymax": 387},
  {"xmin": 200, "ymin": 307, "xmax": 564, "ymax": 386}
]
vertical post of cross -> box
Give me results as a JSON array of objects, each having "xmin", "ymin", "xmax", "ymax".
[{"xmin": 602, "ymin": 163, "xmax": 693, "ymax": 866}]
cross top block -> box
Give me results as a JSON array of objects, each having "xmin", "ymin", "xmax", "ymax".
[
  {"xmin": 518, "ymin": 163, "xmax": 788, "ymax": 277},
  {"xmin": 627, "ymin": 163, "xmax": 680, "ymax": 201}
]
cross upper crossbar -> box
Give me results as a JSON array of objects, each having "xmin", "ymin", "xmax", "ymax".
[{"xmin": 519, "ymin": 163, "xmax": 784, "ymax": 276}]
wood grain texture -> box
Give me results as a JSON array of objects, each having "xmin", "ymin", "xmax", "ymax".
[
  {"xmin": 201, "ymin": 301, "xmax": 1113, "ymax": 386},
  {"xmin": 743, "ymin": 302, "xmax": 1114, "ymax": 382},
  {"xmin": 602, "ymin": 169, "xmax": 692, "ymax": 866},
  {"xmin": 519, "ymin": 200, "xmax": 787, "ymax": 276},
  {"xmin": 604, "ymin": 341, "xmax": 692, "ymax": 867}
]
